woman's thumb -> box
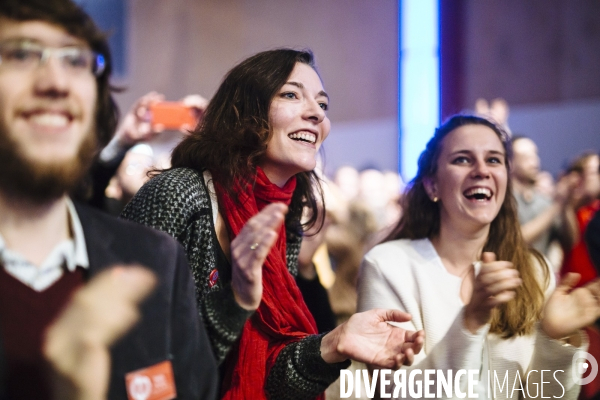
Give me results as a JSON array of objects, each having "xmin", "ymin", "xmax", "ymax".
[{"xmin": 482, "ymin": 252, "xmax": 496, "ymax": 263}]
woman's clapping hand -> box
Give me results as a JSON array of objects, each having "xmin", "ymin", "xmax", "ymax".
[
  {"xmin": 320, "ymin": 309, "xmax": 425, "ymax": 368},
  {"xmin": 464, "ymin": 252, "xmax": 522, "ymax": 333},
  {"xmin": 230, "ymin": 203, "xmax": 287, "ymax": 310},
  {"xmin": 541, "ymin": 273, "xmax": 600, "ymax": 342}
]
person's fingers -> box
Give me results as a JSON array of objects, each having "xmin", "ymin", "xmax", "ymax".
[
  {"xmin": 413, "ymin": 333, "xmax": 425, "ymax": 354},
  {"xmin": 478, "ymin": 260, "xmax": 515, "ymax": 275},
  {"xmin": 403, "ymin": 329, "xmax": 418, "ymax": 342},
  {"xmin": 379, "ymin": 308, "xmax": 413, "ymax": 323},
  {"xmin": 136, "ymin": 121, "xmax": 152, "ymax": 136},
  {"xmin": 233, "ymin": 208, "xmax": 285, "ymax": 255},
  {"xmin": 108, "ymin": 266, "xmax": 157, "ymax": 304},
  {"xmin": 400, "ymin": 347, "xmax": 414, "ymax": 367},
  {"xmin": 133, "ymin": 92, "xmax": 158, "ymax": 120},
  {"xmin": 579, "ymin": 281, "xmax": 600, "ymax": 319},
  {"xmin": 234, "ymin": 204, "xmax": 287, "ymax": 255},
  {"xmin": 582, "ymin": 278, "xmax": 600, "ymax": 297},
  {"xmin": 181, "ymin": 94, "xmax": 209, "ymax": 110},
  {"xmin": 45, "ymin": 265, "xmax": 157, "ymax": 364},
  {"xmin": 229, "ymin": 202, "xmax": 289, "ymax": 308},
  {"xmin": 484, "ymin": 276, "xmax": 522, "ymax": 296},
  {"xmin": 135, "ymin": 93, "xmax": 164, "ymax": 125},
  {"xmin": 476, "ymin": 268, "xmax": 519, "ymax": 302},
  {"xmin": 478, "ymin": 266, "xmax": 519, "ymax": 286},
  {"xmin": 138, "ymin": 92, "xmax": 164, "ymax": 107},
  {"xmin": 83, "ymin": 267, "xmax": 156, "ymax": 344},
  {"xmin": 476, "ymin": 262, "xmax": 516, "ymax": 294},
  {"xmin": 487, "ymin": 290, "xmax": 517, "ymax": 306},
  {"xmin": 235, "ymin": 230, "xmax": 278, "ymax": 270},
  {"xmin": 556, "ymin": 273, "xmax": 581, "ymax": 294},
  {"xmin": 411, "ymin": 330, "xmax": 425, "ymax": 345},
  {"xmin": 238, "ymin": 203, "xmax": 287, "ymax": 237},
  {"xmin": 256, "ymin": 203, "xmax": 288, "ymax": 227},
  {"xmin": 403, "ymin": 329, "xmax": 425, "ymax": 349},
  {"xmin": 482, "ymin": 252, "xmax": 496, "ymax": 263},
  {"xmin": 99, "ymin": 305, "xmax": 142, "ymax": 345}
]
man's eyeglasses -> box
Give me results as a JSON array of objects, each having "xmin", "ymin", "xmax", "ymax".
[{"xmin": 0, "ymin": 40, "xmax": 106, "ymax": 77}]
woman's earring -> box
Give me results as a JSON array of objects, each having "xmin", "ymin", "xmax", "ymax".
[{"xmin": 432, "ymin": 196, "xmax": 439, "ymax": 203}]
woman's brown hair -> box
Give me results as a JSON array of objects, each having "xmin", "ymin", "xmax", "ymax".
[
  {"xmin": 386, "ymin": 114, "xmax": 549, "ymax": 338},
  {"xmin": 170, "ymin": 48, "xmax": 324, "ymax": 234}
]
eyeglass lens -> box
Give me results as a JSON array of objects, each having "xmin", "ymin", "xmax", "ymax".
[{"xmin": 0, "ymin": 40, "xmax": 105, "ymax": 76}]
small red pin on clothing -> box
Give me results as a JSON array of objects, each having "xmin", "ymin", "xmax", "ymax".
[{"xmin": 208, "ymin": 269, "xmax": 219, "ymax": 288}]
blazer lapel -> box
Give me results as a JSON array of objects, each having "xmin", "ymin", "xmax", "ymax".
[{"xmin": 73, "ymin": 202, "xmax": 119, "ymax": 278}]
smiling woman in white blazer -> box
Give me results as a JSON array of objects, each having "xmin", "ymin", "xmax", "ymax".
[{"xmin": 358, "ymin": 114, "xmax": 600, "ymax": 400}]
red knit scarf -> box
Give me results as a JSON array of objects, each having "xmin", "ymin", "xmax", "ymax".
[{"xmin": 214, "ymin": 167, "xmax": 321, "ymax": 399}]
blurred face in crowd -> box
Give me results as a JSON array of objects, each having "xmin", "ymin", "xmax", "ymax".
[
  {"xmin": 535, "ymin": 170, "xmax": 555, "ymax": 198},
  {"xmin": 261, "ymin": 62, "xmax": 330, "ymax": 187},
  {"xmin": 0, "ymin": 19, "xmax": 97, "ymax": 200},
  {"xmin": 580, "ymin": 154, "xmax": 600, "ymax": 200},
  {"xmin": 512, "ymin": 137, "xmax": 540, "ymax": 185},
  {"xmin": 334, "ymin": 166, "xmax": 360, "ymax": 201},
  {"xmin": 359, "ymin": 169, "xmax": 386, "ymax": 208},
  {"xmin": 116, "ymin": 148, "xmax": 154, "ymax": 200},
  {"xmin": 426, "ymin": 124, "xmax": 508, "ymax": 232}
]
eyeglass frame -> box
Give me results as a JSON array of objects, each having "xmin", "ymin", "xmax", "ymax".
[{"xmin": 0, "ymin": 39, "xmax": 106, "ymax": 78}]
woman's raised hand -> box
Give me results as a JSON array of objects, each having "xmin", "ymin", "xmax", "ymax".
[
  {"xmin": 115, "ymin": 91, "xmax": 165, "ymax": 146},
  {"xmin": 541, "ymin": 273, "xmax": 600, "ymax": 341},
  {"xmin": 230, "ymin": 203, "xmax": 288, "ymax": 310},
  {"xmin": 320, "ymin": 309, "xmax": 425, "ymax": 368},
  {"xmin": 464, "ymin": 252, "xmax": 522, "ymax": 333}
]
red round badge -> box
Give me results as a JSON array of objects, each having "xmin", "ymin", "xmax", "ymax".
[{"xmin": 208, "ymin": 269, "xmax": 219, "ymax": 288}]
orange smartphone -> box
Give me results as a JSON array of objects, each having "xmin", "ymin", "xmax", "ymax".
[{"xmin": 149, "ymin": 101, "xmax": 198, "ymax": 131}]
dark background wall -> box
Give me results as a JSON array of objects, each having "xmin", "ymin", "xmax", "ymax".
[
  {"xmin": 463, "ymin": 0, "xmax": 600, "ymax": 107},
  {"xmin": 443, "ymin": 0, "xmax": 600, "ymax": 176},
  {"xmin": 119, "ymin": 0, "xmax": 398, "ymax": 123}
]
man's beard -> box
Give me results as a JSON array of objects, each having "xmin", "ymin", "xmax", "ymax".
[{"xmin": 0, "ymin": 124, "xmax": 98, "ymax": 204}]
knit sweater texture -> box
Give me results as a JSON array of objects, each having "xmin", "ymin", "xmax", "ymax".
[{"xmin": 121, "ymin": 167, "xmax": 347, "ymax": 399}]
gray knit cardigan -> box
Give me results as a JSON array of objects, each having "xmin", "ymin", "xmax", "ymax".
[{"xmin": 121, "ymin": 167, "xmax": 348, "ymax": 399}]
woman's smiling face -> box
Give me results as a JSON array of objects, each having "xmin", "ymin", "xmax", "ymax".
[
  {"xmin": 426, "ymin": 124, "xmax": 508, "ymax": 231},
  {"xmin": 259, "ymin": 62, "xmax": 330, "ymax": 187}
]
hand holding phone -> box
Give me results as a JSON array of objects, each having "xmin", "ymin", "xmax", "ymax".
[{"xmin": 149, "ymin": 101, "xmax": 199, "ymax": 132}]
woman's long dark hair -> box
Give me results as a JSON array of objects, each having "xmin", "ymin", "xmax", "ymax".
[
  {"xmin": 170, "ymin": 49, "xmax": 324, "ymax": 234},
  {"xmin": 386, "ymin": 114, "xmax": 548, "ymax": 338}
]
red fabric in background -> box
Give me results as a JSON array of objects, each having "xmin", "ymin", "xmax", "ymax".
[
  {"xmin": 214, "ymin": 168, "xmax": 321, "ymax": 400},
  {"xmin": 560, "ymin": 200, "xmax": 600, "ymax": 400},
  {"xmin": 561, "ymin": 200, "xmax": 600, "ymax": 287}
]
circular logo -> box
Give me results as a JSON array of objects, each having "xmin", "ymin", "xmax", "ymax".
[
  {"xmin": 128, "ymin": 375, "xmax": 152, "ymax": 400},
  {"xmin": 208, "ymin": 268, "xmax": 219, "ymax": 288},
  {"xmin": 572, "ymin": 350, "xmax": 599, "ymax": 385}
]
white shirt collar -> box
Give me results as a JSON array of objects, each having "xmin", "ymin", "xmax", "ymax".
[
  {"xmin": 0, "ymin": 198, "xmax": 89, "ymax": 291},
  {"xmin": 66, "ymin": 198, "xmax": 89, "ymax": 271}
]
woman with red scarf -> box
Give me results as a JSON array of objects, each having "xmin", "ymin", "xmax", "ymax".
[{"xmin": 122, "ymin": 49, "xmax": 424, "ymax": 399}]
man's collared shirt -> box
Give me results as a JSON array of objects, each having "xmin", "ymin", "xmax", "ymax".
[{"xmin": 0, "ymin": 199, "xmax": 89, "ymax": 291}]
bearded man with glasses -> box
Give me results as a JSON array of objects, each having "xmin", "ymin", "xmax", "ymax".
[{"xmin": 0, "ymin": 1, "xmax": 217, "ymax": 399}]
